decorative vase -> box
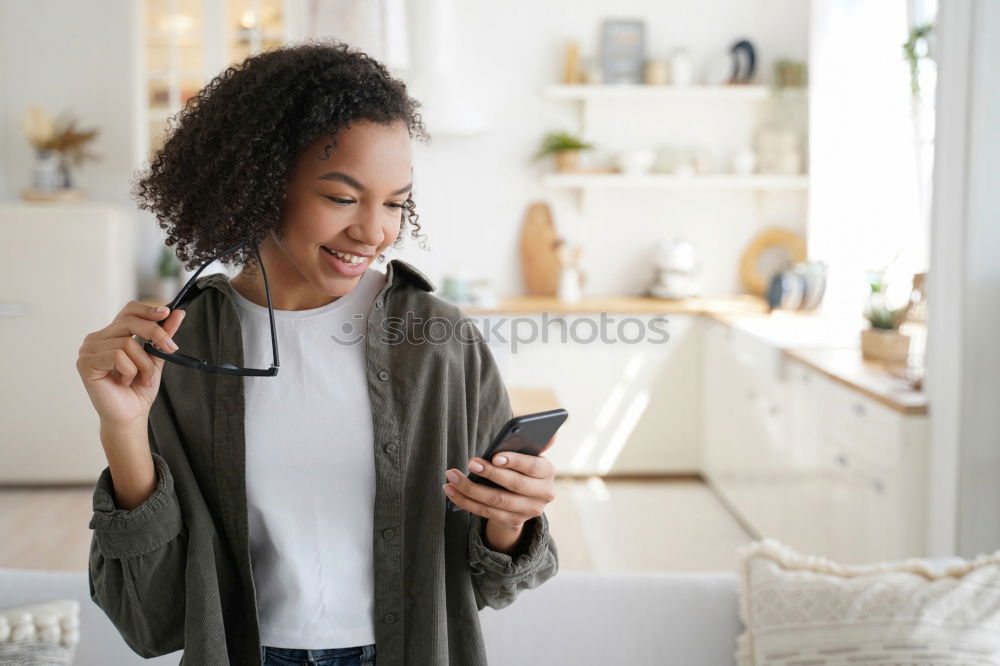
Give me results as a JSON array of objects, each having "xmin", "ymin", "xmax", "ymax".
[
  {"xmin": 155, "ymin": 276, "xmax": 180, "ymax": 304},
  {"xmin": 860, "ymin": 328, "xmax": 910, "ymax": 363},
  {"xmin": 670, "ymin": 49, "xmax": 693, "ymax": 86},
  {"xmin": 557, "ymin": 266, "xmax": 582, "ymax": 304},
  {"xmin": 553, "ymin": 149, "xmax": 580, "ymax": 173},
  {"xmin": 32, "ymin": 150, "xmax": 61, "ymax": 191}
]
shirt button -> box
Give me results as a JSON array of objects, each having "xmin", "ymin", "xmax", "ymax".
[
  {"xmin": 378, "ymin": 370, "xmax": 389, "ymax": 381},
  {"xmin": 383, "ymin": 612, "xmax": 396, "ymax": 623},
  {"xmin": 382, "ymin": 528, "xmax": 394, "ymax": 539},
  {"xmin": 384, "ymin": 443, "xmax": 397, "ymax": 454},
  {"xmin": 375, "ymin": 299, "xmax": 383, "ymax": 309}
]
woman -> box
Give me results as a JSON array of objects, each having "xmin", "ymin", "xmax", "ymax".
[{"xmin": 76, "ymin": 40, "xmax": 559, "ymax": 666}]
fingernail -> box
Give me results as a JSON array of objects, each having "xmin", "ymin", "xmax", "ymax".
[
  {"xmin": 167, "ymin": 338, "xmax": 179, "ymax": 351},
  {"xmin": 468, "ymin": 461, "xmax": 483, "ymax": 473},
  {"xmin": 495, "ymin": 456, "xmax": 507, "ymax": 465},
  {"xmin": 443, "ymin": 484, "xmax": 455, "ymax": 496},
  {"xmin": 155, "ymin": 306, "xmax": 168, "ymax": 313},
  {"xmin": 445, "ymin": 469, "xmax": 461, "ymax": 483}
]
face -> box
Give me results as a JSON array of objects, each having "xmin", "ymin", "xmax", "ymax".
[{"xmin": 241, "ymin": 119, "xmax": 413, "ymax": 310}]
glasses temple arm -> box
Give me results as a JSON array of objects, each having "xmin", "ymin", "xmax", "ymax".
[{"xmin": 254, "ymin": 243, "xmax": 280, "ymax": 369}]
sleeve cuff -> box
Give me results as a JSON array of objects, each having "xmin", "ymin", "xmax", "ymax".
[
  {"xmin": 468, "ymin": 511, "xmax": 552, "ymax": 581},
  {"xmin": 89, "ymin": 452, "xmax": 183, "ymax": 558}
]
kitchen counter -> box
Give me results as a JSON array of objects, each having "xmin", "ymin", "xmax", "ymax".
[
  {"xmin": 784, "ymin": 348, "xmax": 927, "ymax": 415},
  {"xmin": 469, "ymin": 298, "xmax": 927, "ymax": 417},
  {"xmin": 705, "ymin": 310, "xmax": 867, "ymax": 349},
  {"xmin": 460, "ymin": 294, "xmax": 768, "ymax": 315},
  {"xmin": 144, "ymin": 286, "xmax": 927, "ymax": 415},
  {"xmin": 703, "ymin": 311, "xmax": 926, "ymax": 415}
]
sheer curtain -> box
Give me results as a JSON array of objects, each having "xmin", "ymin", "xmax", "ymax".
[{"xmin": 808, "ymin": 0, "xmax": 928, "ymax": 318}]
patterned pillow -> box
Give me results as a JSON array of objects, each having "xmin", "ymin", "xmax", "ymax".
[
  {"xmin": 0, "ymin": 599, "xmax": 79, "ymax": 665},
  {"xmin": 735, "ymin": 538, "xmax": 1000, "ymax": 665}
]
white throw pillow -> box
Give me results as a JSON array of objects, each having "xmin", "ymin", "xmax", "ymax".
[
  {"xmin": 0, "ymin": 599, "xmax": 79, "ymax": 665},
  {"xmin": 735, "ymin": 538, "xmax": 1000, "ymax": 665}
]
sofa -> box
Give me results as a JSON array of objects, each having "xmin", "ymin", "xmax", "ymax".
[{"xmin": 0, "ymin": 566, "xmax": 744, "ymax": 665}]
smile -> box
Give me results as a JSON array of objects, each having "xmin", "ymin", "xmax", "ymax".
[{"xmin": 321, "ymin": 247, "xmax": 366, "ymax": 265}]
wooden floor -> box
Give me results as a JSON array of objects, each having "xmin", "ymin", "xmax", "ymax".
[{"xmin": 0, "ymin": 477, "xmax": 754, "ymax": 572}]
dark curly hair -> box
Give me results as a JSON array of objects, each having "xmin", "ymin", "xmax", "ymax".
[{"xmin": 132, "ymin": 39, "xmax": 431, "ymax": 272}]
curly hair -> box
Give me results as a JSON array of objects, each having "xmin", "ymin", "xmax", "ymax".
[{"xmin": 132, "ymin": 39, "xmax": 431, "ymax": 272}]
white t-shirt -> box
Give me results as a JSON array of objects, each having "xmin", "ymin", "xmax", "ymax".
[{"xmin": 227, "ymin": 266, "xmax": 387, "ymax": 649}]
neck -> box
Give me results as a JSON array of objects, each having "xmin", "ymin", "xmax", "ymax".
[{"xmin": 229, "ymin": 242, "xmax": 347, "ymax": 311}]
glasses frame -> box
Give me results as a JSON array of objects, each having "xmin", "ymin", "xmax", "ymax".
[{"xmin": 142, "ymin": 239, "xmax": 280, "ymax": 376}]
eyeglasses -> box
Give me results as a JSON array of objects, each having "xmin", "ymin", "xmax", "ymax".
[{"xmin": 142, "ymin": 239, "xmax": 280, "ymax": 376}]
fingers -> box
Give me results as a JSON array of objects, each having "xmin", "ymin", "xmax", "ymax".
[
  {"xmin": 77, "ymin": 302, "xmax": 187, "ymax": 389},
  {"xmin": 114, "ymin": 300, "xmax": 172, "ymax": 324},
  {"xmin": 460, "ymin": 458, "xmax": 553, "ymax": 500},
  {"xmin": 81, "ymin": 346, "xmax": 141, "ymax": 387},
  {"xmin": 84, "ymin": 336, "xmax": 159, "ymax": 388},
  {"xmin": 443, "ymin": 467, "xmax": 547, "ymax": 518},
  {"xmin": 161, "ymin": 308, "xmax": 186, "ymax": 338},
  {"xmin": 477, "ymin": 450, "xmax": 556, "ymax": 481},
  {"xmin": 539, "ymin": 432, "xmax": 559, "ymax": 455},
  {"xmin": 103, "ymin": 313, "xmax": 180, "ymax": 353},
  {"xmin": 442, "ymin": 473, "xmax": 542, "ymax": 525}
]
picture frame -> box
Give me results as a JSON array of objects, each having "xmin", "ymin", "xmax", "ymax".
[{"xmin": 600, "ymin": 19, "xmax": 646, "ymax": 84}]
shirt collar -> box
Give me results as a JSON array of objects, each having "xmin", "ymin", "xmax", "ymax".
[{"xmin": 190, "ymin": 257, "xmax": 435, "ymax": 302}]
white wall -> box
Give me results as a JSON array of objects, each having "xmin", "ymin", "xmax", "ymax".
[
  {"xmin": 0, "ymin": 0, "xmax": 145, "ymax": 275},
  {"xmin": 0, "ymin": 0, "xmax": 808, "ymax": 297},
  {"xmin": 396, "ymin": 0, "xmax": 810, "ymax": 296}
]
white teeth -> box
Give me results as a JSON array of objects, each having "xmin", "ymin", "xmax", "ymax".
[{"xmin": 325, "ymin": 247, "xmax": 365, "ymax": 265}]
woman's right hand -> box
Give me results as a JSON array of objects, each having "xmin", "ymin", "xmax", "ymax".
[{"xmin": 77, "ymin": 301, "xmax": 186, "ymax": 429}]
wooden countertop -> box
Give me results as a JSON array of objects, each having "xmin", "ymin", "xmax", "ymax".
[
  {"xmin": 783, "ymin": 348, "xmax": 928, "ymax": 415},
  {"xmin": 461, "ymin": 294, "xmax": 768, "ymax": 315}
]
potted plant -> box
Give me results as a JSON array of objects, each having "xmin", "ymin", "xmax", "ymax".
[
  {"xmin": 20, "ymin": 105, "xmax": 100, "ymax": 198},
  {"xmin": 531, "ymin": 130, "xmax": 593, "ymax": 173},
  {"xmin": 860, "ymin": 269, "xmax": 910, "ymax": 362},
  {"xmin": 156, "ymin": 246, "xmax": 183, "ymax": 303}
]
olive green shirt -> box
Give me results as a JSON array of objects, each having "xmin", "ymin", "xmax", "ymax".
[{"xmin": 87, "ymin": 259, "xmax": 559, "ymax": 665}]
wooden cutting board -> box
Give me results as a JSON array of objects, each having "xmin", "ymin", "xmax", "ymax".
[{"xmin": 520, "ymin": 201, "xmax": 561, "ymax": 296}]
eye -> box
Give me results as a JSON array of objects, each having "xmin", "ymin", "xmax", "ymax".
[{"xmin": 325, "ymin": 196, "xmax": 405, "ymax": 210}]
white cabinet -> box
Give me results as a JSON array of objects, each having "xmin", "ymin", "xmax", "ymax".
[
  {"xmin": 800, "ymin": 363, "xmax": 929, "ymax": 563},
  {"xmin": 469, "ymin": 312, "xmax": 701, "ymax": 476},
  {"xmin": 0, "ymin": 203, "xmax": 136, "ymax": 483},
  {"xmin": 702, "ymin": 317, "xmax": 929, "ymax": 563}
]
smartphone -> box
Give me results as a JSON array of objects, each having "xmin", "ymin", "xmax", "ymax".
[{"xmin": 446, "ymin": 408, "xmax": 568, "ymax": 512}]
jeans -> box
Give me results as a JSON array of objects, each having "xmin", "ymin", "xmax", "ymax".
[{"xmin": 261, "ymin": 643, "xmax": 376, "ymax": 665}]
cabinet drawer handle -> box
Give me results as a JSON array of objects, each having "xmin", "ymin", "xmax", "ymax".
[{"xmin": 0, "ymin": 303, "xmax": 31, "ymax": 316}]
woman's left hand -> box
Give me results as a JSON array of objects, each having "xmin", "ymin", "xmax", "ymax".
[{"xmin": 443, "ymin": 434, "xmax": 558, "ymax": 531}]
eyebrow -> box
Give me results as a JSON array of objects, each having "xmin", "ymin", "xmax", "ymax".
[{"xmin": 317, "ymin": 171, "xmax": 412, "ymax": 196}]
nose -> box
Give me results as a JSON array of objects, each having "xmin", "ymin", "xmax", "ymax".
[{"xmin": 347, "ymin": 207, "xmax": 385, "ymax": 249}]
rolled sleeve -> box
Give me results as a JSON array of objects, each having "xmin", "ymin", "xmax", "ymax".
[
  {"xmin": 89, "ymin": 452, "xmax": 183, "ymax": 558},
  {"xmin": 468, "ymin": 511, "xmax": 559, "ymax": 610}
]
